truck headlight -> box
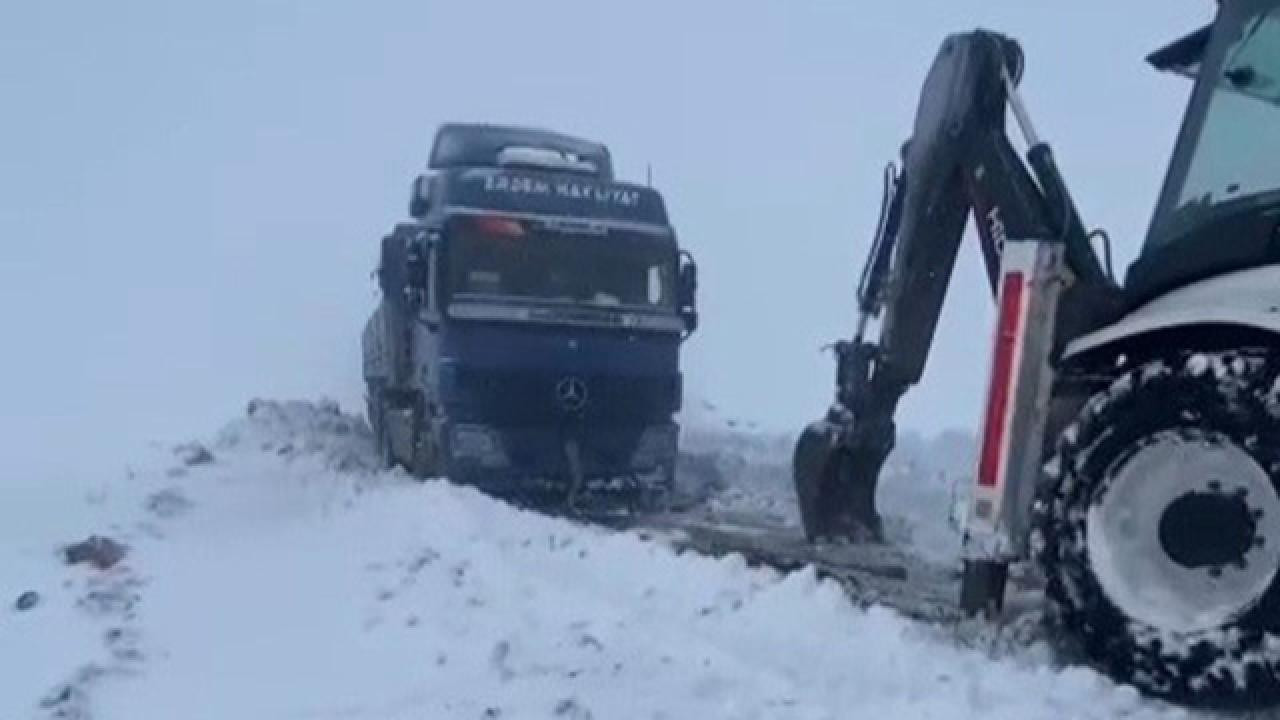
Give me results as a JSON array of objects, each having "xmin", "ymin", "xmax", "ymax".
[
  {"xmin": 633, "ymin": 425, "xmax": 678, "ymax": 467},
  {"xmin": 450, "ymin": 424, "xmax": 507, "ymax": 467}
]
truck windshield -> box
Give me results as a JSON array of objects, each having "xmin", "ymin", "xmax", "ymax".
[
  {"xmin": 447, "ymin": 215, "xmax": 677, "ymax": 310},
  {"xmin": 1150, "ymin": 1, "xmax": 1280, "ymax": 246}
]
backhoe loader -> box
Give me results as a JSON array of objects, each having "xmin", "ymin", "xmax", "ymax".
[{"xmin": 795, "ymin": 0, "xmax": 1280, "ymax": 705}]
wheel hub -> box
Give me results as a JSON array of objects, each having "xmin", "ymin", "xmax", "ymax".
[
  {"xmin": 1086, "ymin": 429, "xmax": 1280, "ymax": 633},
  {"xmin": 1159, "ymin": 489, "xmax": 1258, "ymax": 571}
]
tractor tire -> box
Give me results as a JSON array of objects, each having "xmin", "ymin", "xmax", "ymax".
[{"xmin": 1032, "ymin": 349, "xmax": 1280, "ymax": 707}]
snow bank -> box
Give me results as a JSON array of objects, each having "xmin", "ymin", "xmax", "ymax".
[{"xmin": 1, "ymin": 400, "xmax": 1188, "ymax": 719}]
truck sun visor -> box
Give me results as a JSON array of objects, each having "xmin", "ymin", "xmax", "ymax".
[{"xmin": 472, "ymin": 215, "xmax": 526, "ymax": 238}]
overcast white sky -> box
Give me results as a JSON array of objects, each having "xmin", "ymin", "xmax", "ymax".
[{"xmin": 0, "ymin": 1, "xmax": 1212, "ymax": 473}]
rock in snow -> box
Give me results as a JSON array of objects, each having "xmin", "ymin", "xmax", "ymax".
[
  {"xmin": 0, "ymin": 400, "xmax": 1191, "ymax": 719},
  {"xmin": 63, "ymin": 536, "xmax": 128, "ymax": 571},
  {"xmin": 14, "ymin": 590, "xmax": 40, "ymax": 612}
]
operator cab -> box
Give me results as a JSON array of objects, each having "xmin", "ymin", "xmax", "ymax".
[{"xmin": 1126, "ymin": 0, "xmax": 1280, "ymax": 303}]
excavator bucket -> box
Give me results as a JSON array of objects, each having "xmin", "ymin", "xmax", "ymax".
[
  {"xmin": 793, "ymin": 418, "xmax": 885, "ymax": 543},
  {"xmin": 793, "ymin": 420, "xmax": 838, "ymax": 541}
]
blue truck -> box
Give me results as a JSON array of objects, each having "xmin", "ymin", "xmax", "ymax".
[{"xmin": 362, "ymin": 123, "xmax": 698, "ymax": 504}]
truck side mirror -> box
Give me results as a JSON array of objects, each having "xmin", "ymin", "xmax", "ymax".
[
  {"xmin": 413, "ymin": 229, "xmax": 442, "ymax": 331},
  {"xmin": 379, "ymin": 230, "xmax": 409, "ymax": 306},
  {"xmin": 404, "ymin": 225, "xmax": 433, "ymax": 297},
  {"xmin": 382, "ymin": 224, "xmax": 431, "ymax": 311},
  {"xmin": 677, "ymin": 251, "xmax": 698, "ymax": 336},
  {"xmin": 408, "ymin": 175, "xmax": 431, "ymax": 218}
]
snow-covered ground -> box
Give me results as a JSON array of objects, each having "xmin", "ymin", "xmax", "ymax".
[{"xmin": 1, "ymin": 400, "xmax": 1195, "ymax": 719}]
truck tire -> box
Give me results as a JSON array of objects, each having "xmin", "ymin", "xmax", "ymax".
[
  {"xmin": 367, "ymin": 387, "xmax": 396, "ymax": 471},
  {"xmin": 637, "ymin": 463, "xmax": 676, "ymax": 514},
  {"xmin": 1032, "ymin": 349, "xmax": 1280, "ymax": 707},
  {"xmin": 407, "ymin": 406, "xmax": 440, "ymax": 480}
]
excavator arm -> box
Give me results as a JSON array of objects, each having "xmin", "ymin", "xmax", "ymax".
[{"xmin": 794, "ymin": 30, "xmax": 1117, "ymax": 543}]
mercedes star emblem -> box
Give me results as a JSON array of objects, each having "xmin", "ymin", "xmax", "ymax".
[{"xmin": 555, "ymin": 376, "xmax": 588, "ymax": 411}]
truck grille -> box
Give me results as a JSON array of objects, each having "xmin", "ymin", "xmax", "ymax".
[{"xmin": 447, "ymin": 368, "xmax": 680, "ymax": 424}]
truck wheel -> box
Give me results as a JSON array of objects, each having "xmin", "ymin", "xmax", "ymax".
[
  {"xmin": 369, "ymin": 386, "xmax": 407, "ymax": 473},
  {"xmin": 375, "ymin": 403, "xmax": 398, "ymax": 472},
  {"xmin": 378, "ymin": 422, "xmax": 397, "ymax": 471},
  {"xmin": 367, "ymin": 384, "xmax": 395, "ymax": 471},
  {"xmin": 638, "ymin": 464, "xmax": 676, "ymax": 514},
  {"xmin": 407, "ymin": 413, "xmax": 440, "ymax": 480},
  {"xmin": 1032, "ymin": 349, "xmax": 1280, "ymax": 707}
]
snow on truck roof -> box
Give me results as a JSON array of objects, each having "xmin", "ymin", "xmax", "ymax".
[{"xmin": 429, "ymin": 123, "xmax": 614, "ymax": 181}]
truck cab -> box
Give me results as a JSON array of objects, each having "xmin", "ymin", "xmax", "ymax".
[{"xmin": 362, "ymin": 123, "xmax": 697, "ymax": 502}]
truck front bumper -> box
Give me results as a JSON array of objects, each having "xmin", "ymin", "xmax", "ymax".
[{"xmin": 445, "ymin": 421, "xmax": 678, "ymax": 485}]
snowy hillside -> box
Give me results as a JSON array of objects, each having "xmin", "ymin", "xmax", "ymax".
[{"xmin": 1, "ymin": 400, "xmax": 1190, "ymax": 719}]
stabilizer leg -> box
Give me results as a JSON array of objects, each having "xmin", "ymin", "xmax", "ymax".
[{"xmin": 960, "ymin": 559, "xmax": 1009, "ymax": 617}]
